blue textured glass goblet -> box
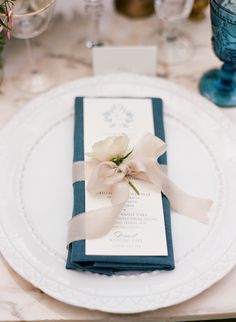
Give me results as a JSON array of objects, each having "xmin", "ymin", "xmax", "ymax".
[{"xmin": 199, "ymin": 0, "xmax": 236, "ymax": 107}]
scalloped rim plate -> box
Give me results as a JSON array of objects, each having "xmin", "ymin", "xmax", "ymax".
[{"xmin": 0, "ymin": 74, "xmax": 236, "ymax": 313}]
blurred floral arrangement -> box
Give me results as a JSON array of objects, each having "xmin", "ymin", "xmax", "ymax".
[{"xmin": 0, "ymin": 0, "xmax": 15, "ymax": 58}]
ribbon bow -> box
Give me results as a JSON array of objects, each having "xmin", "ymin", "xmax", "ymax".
[{"xmin": 67, "ymin": 133, "xmax": 212, "ymax": 246}]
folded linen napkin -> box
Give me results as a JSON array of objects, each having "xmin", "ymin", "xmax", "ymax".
[{"xmin": 66, "ymin": 97, "xmax": 175, "ymax": 275}]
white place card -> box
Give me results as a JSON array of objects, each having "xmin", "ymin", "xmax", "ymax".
[
  {"xmin": 83, "ymin": 97, "xmax": 168, "ymax": 256},
  {"xmin": 92, "ymin": 46, "xmax": 157, "ymax": 76}
]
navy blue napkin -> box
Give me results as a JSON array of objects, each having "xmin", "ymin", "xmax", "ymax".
[{"xmin": 66, "ymin": 97, "xmax": 175, "ymax": 275}]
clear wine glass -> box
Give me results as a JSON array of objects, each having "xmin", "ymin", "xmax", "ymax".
[
  {"xmin": 155, "ymin": 0, "xmax": 194, "ymax": 65},
  {"xmin": 84, "ymin": 0, "xmax": 104, "ymax": 49},
  {"xmin": 10, "ymin": 0, "xmax": 56, "ymax": 94},
  {"xmin": 72, "ymin": 0, "xmax": 104, "ymax": 65}
]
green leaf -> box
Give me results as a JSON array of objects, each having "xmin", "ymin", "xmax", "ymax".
[
  {"xmin": 120, "ymin": 150, "xmax": 133, "ymax": 162},
  {"xmin": 0, "ymin": 19, "xmax": 10, "ymax": 30},
  {"xmin": 111, "ymin": 150, "xmax": 133, "ymax": 166}
]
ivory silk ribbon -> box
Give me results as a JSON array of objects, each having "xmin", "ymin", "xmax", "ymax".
[{"xmin": 67, "ymin": 133, "xmax": 212, "ymax": 246}]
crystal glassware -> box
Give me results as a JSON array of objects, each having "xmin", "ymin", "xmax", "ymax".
[
  {"xmin": 84, "ymin": 0, "xmax": 104, "ymax": 49},
  {"xmin": 72, "ymin": 0, "xmax": 104, "ymax": 66},
  {"xmin": 10, "ymin": 0, "xmax": 56, "ymax": 94},
  {"xmin": 155, "ymin": 0, "xmax": 194, "ymax": 65},
  {"xmin": 199, "ymin": 0, "xmax": 236, "ymax": 107}
]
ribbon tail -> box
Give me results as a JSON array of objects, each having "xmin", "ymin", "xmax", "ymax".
[
  {"xmin": 146, "ymin": 161, "xmax": 212, "ymax": 224},
  {"xmin": 161, "ymin": 176, "xmax": 212, "ymax": 224},
  {"xmin": 67, "ymin": 181, "xmax": 129, "ymax": 246}
]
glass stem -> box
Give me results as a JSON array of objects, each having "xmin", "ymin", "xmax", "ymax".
[
  {"xmin": 163, "ymin": 22, "xmax": 178, "ymax": 42},
  {"xmin": 85, "ymin": 0, "xmax": 103, "ymax": 48},
  {"xmin": 216, "ymin": 62, "xmax": 236, "ymax": 92},
  {"xmin": 25, "ymin": 39, "xmax": 38, "ymax": 75}
]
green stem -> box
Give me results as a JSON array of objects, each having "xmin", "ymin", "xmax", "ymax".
[{"xmin": 128, "ymin": 179, "xmax": 140, "ymax": 195}]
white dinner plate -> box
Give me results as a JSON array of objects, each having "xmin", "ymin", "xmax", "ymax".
[{"xmin": 0, "ymin": 74, "xmax": 236, "ymax": 313}]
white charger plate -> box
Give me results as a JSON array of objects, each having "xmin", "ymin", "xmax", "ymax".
[{"xmin": 0, "ymin": 74, "xmax": 236, "ymax": 314}]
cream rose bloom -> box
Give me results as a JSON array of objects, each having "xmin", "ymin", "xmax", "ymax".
[{"xmin": 87, "ymin": 134, "xmax": 129, "ymax": 161}]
